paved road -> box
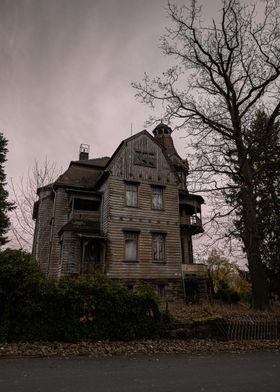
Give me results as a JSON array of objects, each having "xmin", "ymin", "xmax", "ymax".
[{"xmin": 0, "ymin": 351, "xmax": 280, "ymax": 392}]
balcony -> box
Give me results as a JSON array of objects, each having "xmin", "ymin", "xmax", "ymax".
[
  {"xmin": 70, "ymin": 210, "xmax": 100, "ymax": 222},
  {"xmin": 181, "ymin": 263, "xmax": 208, "ymax": 277},
  {"xmin": 180, "ymin": 215, "xmax": 203, "ymax": 234}
]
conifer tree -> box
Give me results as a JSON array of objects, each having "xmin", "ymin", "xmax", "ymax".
[{"xmin": 0, "ymin": 133, "xmax": 14, "ymax": 246}]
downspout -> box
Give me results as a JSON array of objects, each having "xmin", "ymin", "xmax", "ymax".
[{"xmin": 47, "ymin": 186, "xmax": 57, "ymax": 277}]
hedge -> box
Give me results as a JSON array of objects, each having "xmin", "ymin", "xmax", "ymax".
[{"xmin": 0, "ymin": 250, "xmax": 172, "ymax": 342}]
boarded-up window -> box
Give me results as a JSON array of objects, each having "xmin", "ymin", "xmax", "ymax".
[
  {"xmin": 152, "ymin": 186, "xmax": 163, "ymax": 210},
  {"xmin": 134, "ymin": 151, "xmax": 156, "ymax": 167},
  {"xmin": 124, "ymin": 232, "xmax": 138, "ymax": 261},
  {"xmin": 126, "ymin": 183, "xmax": 138, "ymax": 207},
  {"xmin": 153, "ymin": 233, "xmax": 165, "ymax": 262}
]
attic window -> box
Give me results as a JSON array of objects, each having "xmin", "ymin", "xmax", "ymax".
[
  {"xmin": 134, "ymin": 150, "xmax": 156, "ymax": 167},
  {"xmin": 74, "ymin": 198, "xmax": 100, "ymax": 211}
]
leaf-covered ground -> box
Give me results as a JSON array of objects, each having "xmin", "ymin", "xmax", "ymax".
[
  {"xmin": 1, "ymin": 302, "xmax": 280, "ymax": 358},
  {"xmin": 0, "ymin": 339, "xmax": 279, "ymax": 359}
]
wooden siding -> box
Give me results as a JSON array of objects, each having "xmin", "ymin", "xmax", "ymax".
[
  {"xmin": 99, "ymin": 180, "xmax": 109, "ymax": 235},
  {"xmin": 107, "ymin": 133, "xmax": 178, "ymax": 186},
  {"xmin": 106, "ymin": 133, "xmax": 182, "ymax": 280},
  {"xmin": 32, "ymin": 189, "xmax": 53, "ymax": 275},
  {"xmin": 60, "ymin": 231, "xmax": 81, "ymax": 275},
  {"xmin": 48, "ymin": 188, "xmax": 69, "ymax": 278}
]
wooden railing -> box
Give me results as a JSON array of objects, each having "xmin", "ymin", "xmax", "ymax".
[
  {"xmin": 181, "ymin": 263, "xmax": 208, "ymax": 276},
  {"xmin": 180, "ymin": 215, "xmax": 202, "ymax": 226},
  {"xmin": 70, "ymin": 210, "xmax": 100, "ymax": 221}
]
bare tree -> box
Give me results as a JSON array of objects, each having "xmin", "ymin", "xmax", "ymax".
[
  {"xmin": 133, "ymin": 0, "xmax": 280, "ymax": 308},
  {"xmin": 9, "ymin": 158, "xmax": 61, "ymax": 251}
]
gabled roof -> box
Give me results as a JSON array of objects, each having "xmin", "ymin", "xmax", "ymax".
[
  {"xmin": 102, "ymin": 130, "xmax": 181, "ymax": 183},
  {"xmin": 38, "ymin": 129, "xmax": 183, "ymax": 193},
  {"xmin": 102, "ymin": 130, "xmax": 152, "ymax": 170}
]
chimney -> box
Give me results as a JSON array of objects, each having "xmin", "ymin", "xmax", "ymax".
[{"xmin": 79, "ymin": 144, "xmax": 89, "ymax": 160}]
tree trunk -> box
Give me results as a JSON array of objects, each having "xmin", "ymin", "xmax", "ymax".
[
  {"xmin": 240, "ymin": 187, "xmax": 269, "ymax": 309},
  {"xmin": 233, "ymin": 129, "xmax": 269, "ymax": 309},
  {"xmin": 236, "ymin": 140, "xmax": 270, "ymax": 309}
]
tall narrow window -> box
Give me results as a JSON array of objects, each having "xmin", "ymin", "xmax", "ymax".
[
  {"xmin": 124, "ymin": 232, "xmax": 138, "ymax": 261},
  {"xmin": 125, "ymin": 182, "xmax": 138, "ymax": 207},
  {"xmin": 152, "ymin": 186, "xmax": 163, "ymax": 210},
  {"xmin": 152, "ymin": 233, "xmax": 165, "ymax": 262}
]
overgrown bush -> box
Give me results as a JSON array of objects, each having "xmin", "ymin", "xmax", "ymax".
[
  {"xmin": 0, "ymin": 250, "xmax": 172, "ymax": 342},
  {"xmin": 215, "ymin": 279, "xmax": 241, "ymax": 304},
  {"xmin": 204, "ymin": 249, "xmax": 252, "ymax": 304}
]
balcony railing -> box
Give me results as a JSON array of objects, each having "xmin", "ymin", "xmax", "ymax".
[
  {"xmin": 180, "ymin": 215, "xmax": 203, "ymax": 234},
  {"xmin": 180, "ymin": 215, "xmax": 202, "ymax": 226},
  {"xmin": 181, "ymin": 263, "xmax": 208, "ymax": 276},
  {"xmin": 70, "ymin": 210, "xmax": 100, "ymax": 221}
]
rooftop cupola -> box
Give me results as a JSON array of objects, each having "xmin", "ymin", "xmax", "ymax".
[
  {"xmin": 153, "ymin": 122, "xmax": 172, "ymax": 136},
  {"xmin": 152, "ymin": 123, "xmax": 177, "ymax": 156},
  {"xmin": 153, "ymin": 122, "xmax": 189, "ymax": 190}
]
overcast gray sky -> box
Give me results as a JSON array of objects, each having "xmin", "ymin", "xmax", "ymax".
[
  {"xmin": 0, "ymin": 0, "xmax": 223, "ymax": 179},
  {"xmin": 1, "ymin": 0, "xmax": 166, "ymax": 177},
  {"xmin": 1, "ymin": 0, "xmax": 233, "ymax": 249}
]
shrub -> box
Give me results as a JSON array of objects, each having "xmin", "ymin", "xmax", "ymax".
[{"xmin": 0, "ymin": 253, "xmax": 172, "ymax": 342}]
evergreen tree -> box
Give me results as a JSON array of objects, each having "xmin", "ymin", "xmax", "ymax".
[
  {"xmin": 229, "ymin": 111, "xmax": 280, "ymax": 297},
  {"xmin": 249, "ymin": 112, "xmax": 280, "ymax": 276},
  {"xmin": 0, "ymin": 133, "xmax": 14, "ymax": 246}
]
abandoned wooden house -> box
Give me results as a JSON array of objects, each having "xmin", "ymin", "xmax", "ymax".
[{"xmin": 32, "ymin": 123, "xmax": 209, "ymax": 301}]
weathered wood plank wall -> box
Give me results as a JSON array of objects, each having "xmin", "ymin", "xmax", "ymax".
[{"xmin": 106, "ymin": 134, "xmax": 182, "ymax": 281}]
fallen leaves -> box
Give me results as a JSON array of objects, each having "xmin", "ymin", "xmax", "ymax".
[{"xmin": 0, "ymin": 339, "xmax": 279, "ymax": 359}]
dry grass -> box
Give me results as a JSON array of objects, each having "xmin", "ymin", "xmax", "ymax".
[{"xmin": 162, "ymin": 301, "xmax": 280, "ymax": 323}]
